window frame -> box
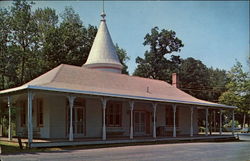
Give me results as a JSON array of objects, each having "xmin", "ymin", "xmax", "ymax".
[
  {"xmin": 36, "ymin": 98, "xmax": 44, "ymax": 127},
  {"xmin": 106, "ymin": 101, "xmax": 122, "ymax": 127},
  {"xmin": 20, "ymin": 101, "xmax": 26, "ymax": 127}
]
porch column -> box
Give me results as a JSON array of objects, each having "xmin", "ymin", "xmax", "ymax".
[
  {"xmin": 101, "ymin": 98, "xmax": 107, "ymax": 140},
  {"xmin": 8, "ymin": 96, "xmax": 12, "ymax": 141},
  {"xmin": 68, "ymin": 95, "xmax": 75, "ymax": 141},
  {"xmin": 153, "ymin": 103, "xmax": 157, "ymax": 139},
  {"xmin": 190, "ymin": 107, "xmax": 194, "ymax": 137},
  {"xmin": 27, "ymin": 91, "xmax": 34, "ymax": 146},
  {"xmin": 173, "ymin": 104, "xmax": 176, "ymax": 137},
  {"xmin": 219, "ymin": 109, "xmax": 222, "ymax": 135},
  {"xmin": 213, "ymin": 110, "xmax": 216, "ymax": 133},
  {"xmin": 129, "ymin": 101, "xmax": 134, "ymax": 139},
  {"xmin": 205, "ymin": 108, "xmax": 208, "ymax": 136},
  {"xmin": 232, "ymin": 110, "xmax": 235, "ymax": 136}
]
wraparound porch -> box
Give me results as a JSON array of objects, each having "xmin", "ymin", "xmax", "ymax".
[{"xmin": 1, "ymin": 89, "xmax": 236, "ymax": 148}]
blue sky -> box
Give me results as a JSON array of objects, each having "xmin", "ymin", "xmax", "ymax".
[{"xmin": 1, "ymin": 1, "xmax": 249, "ymax": 74}]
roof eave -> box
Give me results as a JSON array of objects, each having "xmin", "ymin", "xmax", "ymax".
[
  {"xmin": 26, "ymin": 85, "xmax": 236, "ymax": 109},
  {"xmin": 0, "ymin": 85, "xmax": 28, "ymax": 95}
]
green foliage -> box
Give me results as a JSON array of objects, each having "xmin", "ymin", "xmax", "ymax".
[
  {"xmin": 134, "ymin": 27, "xmax": 184, "ymax": 80},
  {"xmin": 178, "ymin": 57, "xmax": 227, "ymax": 101},
  {"xmin": 0, "ymin": 0, "xmax": 129, "ymax": 90},
  {"xmin": 134, "ymin": 26, "xmax": 227, "ymax": 102},
  {"xmin": 115, "ymin": 44, "xmax": 130, "ymax": 75},
  {"xmin": 219, "ymin": 61, "xmax": 250, "ymax": 126}
]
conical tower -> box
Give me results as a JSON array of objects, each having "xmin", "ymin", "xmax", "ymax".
[{"xmin": 83, "ymin": 12, "xmax": 123, "ymax": 73}]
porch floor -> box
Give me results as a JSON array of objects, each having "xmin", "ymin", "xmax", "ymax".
[{"xmin": 0, "ymin": 133, "xmax": 237, "ymax": 148}]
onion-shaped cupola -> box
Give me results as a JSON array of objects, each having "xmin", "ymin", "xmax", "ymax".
[{"xmin": 83, "ymin": 12, "xmax": 123, "ymax": 73}]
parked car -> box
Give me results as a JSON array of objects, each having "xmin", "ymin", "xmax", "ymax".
[{"xmin": 240, "ymin": 127, "xmax": 249, "ymax": 133}]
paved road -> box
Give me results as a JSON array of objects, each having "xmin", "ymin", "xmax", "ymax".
[{"xmin": 1, "ymin": 135, "xmax": 250, "ymax": 161}]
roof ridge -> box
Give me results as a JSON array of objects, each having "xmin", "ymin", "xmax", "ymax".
[{"xmin": 50, "ymin": 64, "xmax": 65, "ymax": 83}]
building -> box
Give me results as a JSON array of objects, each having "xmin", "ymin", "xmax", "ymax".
[{"xmin": 0, "ymin": 11, "xmax": 236, "ymax": 148}]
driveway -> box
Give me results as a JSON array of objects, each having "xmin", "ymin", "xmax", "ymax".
[{"xmin": 1, "ymin": 136, "xmax": 250, "ymax": 161}]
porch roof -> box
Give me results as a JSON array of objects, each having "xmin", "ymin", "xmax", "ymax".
[{"xmin": 0, "ymin": 64, "xmax": 236, "ymax": 109}]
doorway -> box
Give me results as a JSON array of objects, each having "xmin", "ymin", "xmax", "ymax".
[
  {"xmin": 134, "ymin": 111, "xmax": 150, "ymax": 135},
  {"xmin": 66, "ymin": 98, "xmax": 85, "ymax": 138}
]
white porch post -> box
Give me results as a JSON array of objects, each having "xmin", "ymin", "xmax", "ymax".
[
  {"xmin": 8, "ymin": 96, "xmax": 12, "ymax": 141},
  {"xmin": 213, "ymin": 110, "xmax": 216, "ymax": 133},
  {"xmin": 68, "ymin": 96, "xmax": 75, "ymax": 141},
  {"xmin": 101, "ymin": 98, "xmax": 107, "ymax": 140},
  {"xmin": 232, "ymin": 110, "xmax": 235, "ymax": 136},
  {"xmin": 205, "ymin": 108, "xmax": 208, "ymax": 136},
  {"xmin": 153, "ymin": 103, "xmax": 157, "ymax": 139},
  {"xmin": 129, "ymin": 101, "xmax": 134, "ymax": 139},
  {"xmin": 173, "ymin": 104, "xmax": 176, "ymax": 137},
  {"xmin": 28, "ymin": 91, "xmax": 34, "ymax": 146},
  {"xmin": 219, "ymin": 109, "xmax": 222, "ymax": 135},
  {"xmin": 190, "ymin": 107, "xmax": 194, "ymax": 137}
]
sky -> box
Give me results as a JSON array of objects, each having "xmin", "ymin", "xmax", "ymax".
[{"xmin": 1, "ymin": 1, "xmax": 249, "ymax": 74}]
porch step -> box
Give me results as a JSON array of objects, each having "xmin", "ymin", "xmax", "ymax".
[{"xmin": 29, "ymin": 135, "xmax": 237, "ymax": 148}]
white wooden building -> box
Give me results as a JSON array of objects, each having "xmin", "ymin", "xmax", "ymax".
[{"xmin": 0, "ymin": 11, "xmax": 236, "ymax": 148}]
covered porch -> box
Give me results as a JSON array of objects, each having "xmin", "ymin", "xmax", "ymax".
[{"xmin": 0, "ymin": 88, "xmax": 236, "ymax": 148}]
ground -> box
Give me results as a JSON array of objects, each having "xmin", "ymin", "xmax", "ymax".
[{"xmin": 1, "ymin": 134, "xmax": 250, "ymax": 161}]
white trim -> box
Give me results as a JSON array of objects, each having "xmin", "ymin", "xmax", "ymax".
[
  {"xmin": 27, "ymin": 86, "xmax": 236, "ymax": 109},
  {"xmin": 28, "ymin": 91, "xmax": 34, "ymax": 146},
  {"xmin": 219, "ymin": 109, "xmax": 222, "ymax": 135},
  {"xmin": 129, "ymin": 101, "xmax": 134, "ymax": 139},
  {"xmin": 0, "ymin": 85, "xmax": 28, "ymax": 94},
  {"xmin": 190, "ymin": 107, "xmax": 194, "ymax": 137},
  {"xmin": 232, "ymin": 110, "xmax": 235, "ymax": 136},
  {"xmin": 153, "ymin": 103, "xmax": 157, "ymax": 139},
  {"xmin": 205, "ymin": 108, "xmax": 208, "ymax": 136},
  {"xmin": 173, "ymin": 104, "xmax": 176, "ymax": 138},
  {"xmin": 0, "ymin": 85, "xmax": 236, "ymax": 109},
  {"xmin": 67, "ymin": 96, "xmax": 75, "ymax": 141},
  {"xmin": 101, "ymin": 98, "xmax": 107, "ymax": 140},
  {"xmin": 8, "ymin": 96, "xmax": 12, "ymax": 141}
]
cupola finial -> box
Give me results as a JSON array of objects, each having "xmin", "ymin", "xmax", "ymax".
[{"xmin": 101, "ymin": 0, "xmax": 106, "ymax": 21}]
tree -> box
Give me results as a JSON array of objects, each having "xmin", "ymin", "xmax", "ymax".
[
  {"xmin": 177, "ymin": 57, "xmax": 227, "ymax": 101},
  {"xmin": 178, "ymin": 57, "xmax": 210, "ymax": 100},
  {"xmin": 8, "ymin": 0, "xmax": 39, "ymax": 85},
  {"xmin": 219, "ymin": 61, "xmax": 250, "ymax": 127},
  {"xmin": 0, "ymin": 8, "xmax": 11, "ymax": 89},
  {"xmin": 115, "ymin": 44, "xmax": 130, "ymax": 75},
  {"xmin": 133, "ymin": 27, "xmax": 184, "ymax": 80},
  {"xmin": 0, "ymin": 1, "xmax": 131, "ymax": 91}
]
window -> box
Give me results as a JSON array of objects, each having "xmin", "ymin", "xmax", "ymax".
[
  {"xmin": 37, "ymin": 99, "xmax": 43, "ymax": 127},
  {"xmin": 20, "ymin": 101, "xmax": 26, "ymax": 127},
  {"xmin": 106, "ymin": 101, "xmax": 122, "ymax": 127},
  {"xmin": 166, "ymin": 105, "xmax": 179, "ymax": 127}
]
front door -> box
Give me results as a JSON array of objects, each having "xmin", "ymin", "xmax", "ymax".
[
  {"xmin": 134, "ymin": 111, "xmax": 146, "ymax": 135},
  {"xmin": 67, "ymin": 106, "xmax": 85, "ymax": 137}
]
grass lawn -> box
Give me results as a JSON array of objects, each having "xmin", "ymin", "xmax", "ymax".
[{"xmin": 0, "ymin": 141, "xmax": 62, "ymax": 155}]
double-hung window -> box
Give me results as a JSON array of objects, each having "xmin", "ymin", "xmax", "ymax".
[{"xmin": 106, "ymin": 101, "xmax": 122, "ymax": 127}]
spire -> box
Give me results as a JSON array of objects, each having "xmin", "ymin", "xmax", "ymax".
[
  {"xmin": 101, "ymin": 0, "xmax": 106, "ymax": 21},
  {"xmin": 83, "ymin": 10, "xmax": 123, "ymax": 73}
]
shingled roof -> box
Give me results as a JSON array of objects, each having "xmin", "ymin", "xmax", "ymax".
[{"xmin": 0, "ymin": 64, "xmax": 235, "ymax": 109}]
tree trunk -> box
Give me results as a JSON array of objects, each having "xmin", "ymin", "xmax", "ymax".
[
  {"xmin": 21, "ymin": 55, "xmax": 25, "ymax": 85},
  {"xmin": 243, "ymin": 113, "xmax": 246, "ymax": 129},
  {"xmin": 1, "ymin": 74, "xmax": 4, "ymax": 90}
]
